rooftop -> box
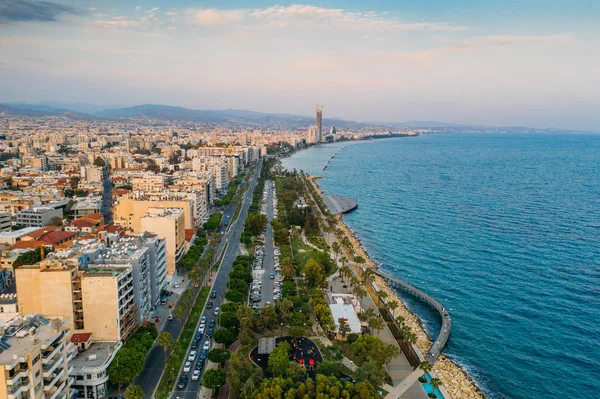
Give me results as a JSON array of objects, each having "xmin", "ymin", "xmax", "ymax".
[
  {"xmin": 70, "ymin": 341, "xmax": 120, "ymax": 370},
  {"xmin": 0, "ymin": 314, "xmax": 65, "ymax": 364},
  {"xmin": 0, "ymin": 227, "xmax": 40, "ymax": 239}
]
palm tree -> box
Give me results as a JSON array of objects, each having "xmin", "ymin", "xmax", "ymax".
[
  {"xmin": 331, "ymin": 242, "xmax": 341, "ymax": 260},
  {"xmin": 281, "ymin": 262, "xmax": 295, "ymax": 278},
  {"xmin": 378, "ymin": 290, "xmax": 388, "ymax": 305},
  {"xmin": 352, "ymin": 284, "xmax": 366, "ymax": 303},
  {"xmin": 156, "ymin": 331, "xmax": 173, "ymax": 366},
  {"xmin": 420, "ymin": 361, "xmax": 433, "ymax": 376},
  {"xmin": 124, "ymin": 384, "xmax": 144, "ymax": 399},
  {"xmin": 189, "ymin": 267, "xmax": 202, "ymax": 287},
  {"xmin": 337, "ymin": 317, "xmax": 351, "ymax": 339},
  {"xmin": 429, "ymin": 377, "xmax": 442, "ymax": 398},
  {"xmin": 388, "ymin": 300, "xmax": 399, "ymax": 318},
  {"xmin": 368, "ymin": 315, "xmax": 385, "ymax": 336},
  {"xmin": 363, "ymin": 267, "xmax": 375, "ymax": 286}
]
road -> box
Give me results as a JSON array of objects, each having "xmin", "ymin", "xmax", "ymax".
[
  {"xmin": 172, "ymin": 161, "xmax": 262, "ymax": 399},
  {"xmin": 259, "ymin": 180, "xmax": 275, "ymax": 306},
  {"xmin": 101, "ymin": 167, "xmax": 113, "ymax": 223},
  {"xmin": 135, "ymin": 164, "xmax": 260, "ymax": 399}
]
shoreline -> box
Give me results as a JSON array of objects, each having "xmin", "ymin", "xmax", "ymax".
[{"xmin": 307, "ymin": 176, "xmax": 486, "ymax": 399}]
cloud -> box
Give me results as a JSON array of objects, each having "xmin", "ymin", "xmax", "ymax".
[
  {"xmin": 0, "ymin": 0, "xmax": 83, "ymax": 24},
  {"xmin": 185, "ymin": 8, "xmax": 245, "ymax": 26},
  {"xmin": 185, "ymin": 4, "xmax": 467, "ymax": 32},
  {"xmin": 92, "ymin": 8, "xmax": 164, "ymax": 30},
  {"xmin": 93, "ymin": 19, "xmax": 142, "ymax": 29},
  {"xmin": 474, "ymin": 34, "xmax": 575, "ymax": 47}
]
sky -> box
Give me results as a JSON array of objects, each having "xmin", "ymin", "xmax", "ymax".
[{"xmin": 0, "ymin": 0, "xmax": 599, "ymax": 131}]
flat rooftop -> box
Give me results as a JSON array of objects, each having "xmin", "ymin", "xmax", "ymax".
[{"xmin": 70, "ymin": 341, "xmax": 120, "ymax": 370}]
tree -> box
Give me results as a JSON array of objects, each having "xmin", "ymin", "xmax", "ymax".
[
  {"xmin": 206, "ymin": 348, "xmax": 231, "ymax": 364},
  {"xmin": 289, "ymin": 325, "xmax": 305, "ymax": 339},
  {"xmin": 281, "ymin": 262, "xmax": 295, "ymax": 278},
  {"xmin": 388, "ymin": 300, "xmax": 399, "ymax": 317},
  {"xmin": 182, "ymin": 289, "xmax": 196, "ymax": 306},
  {"xmin": 337, "ymin": 317, "xmax": 352, "ymax": 339},
  {"xmin": 214, "ymin": 328, "xmax": 237, "ymax": 346},
  {"xmin": 331, "ymin": 241, "xmax": 341, "ymax": 260},
  {"xmin": 93, "ymin": 156, "xmax": 106, "ymax": 167},
  {"xmin": 173, "ymin": 300, "xmax": 189, "ymax": 322},
  {"xmin": 267, "ymin": 341, "xmax": 291, "ymax": 376},
  {"xmin": 228, "ymin": 352, "xmax": 263, "ymax": 398},
  {"xmin": 156, "ymin": 332, "xmax": 173, "ymax": 367},
  {"xmin": 124, "ymin": 384, "xmax": 143, "ymax": 399},
  {"xmin": 368, "ymin": 315, "xmax": 385, "ymax": 336},
  {"xmin": 189, "ymin": 267, "xmax": 202, "ymax": 286},
  {"xmin": 430, "ymin": 377, "xmax": 442, "ymax": 398},
  {"xmin": 304, "ymin": 258, "xmax": 324, "ymax": 289},
  {"xmin": 48, "ymin": 216, "xmax": 63, "ymax": 226},
  {"xmin": 355, "ymin": 360, "xmax": 387, "ymax": 388},
  {"xmin": 244, "ymin": 213, "xmax": 268, "ymax": 236},
  {"xmin": 108, "ymin": 347, "xmax": 145, "ymax": 389},
  {"xmin": 202, "ymin": 368, "xmax": 227, "ymax": 389},
  {"xmin": 420, "ymin": 361, "xmax": 433, "ymax": 377},
  {"xmin": 352, "ymin": 284, "xmax": 367, "ymax": 303},
  {"xmin": 351, "ymin": 334, "xmax": 399, "ymax": 367}
]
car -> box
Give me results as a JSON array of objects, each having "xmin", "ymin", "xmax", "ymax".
[
  {"xmin": 214, "ymin": 307, "xmax": 220, "ymax": 315},
  {"xmin": 270, "ymin": 273, "xmax": 275, "ymax": 279},
  {"xmin": 211, "ymin": 291, "xmax": 217, "ymax": 298},
  {"xmin": 206, "ymin": 301, "xmax": 213, "ymax": 308},
  {"xmin": 195, "ymin": 331, "xmax": 202, "ymax": 340},
  {"xmin": 195, "ymin": 358, "xmax": 205, "ymax": 370},
  {"xmin": 174, "ymin": 283, "xmax": 180, "ymax": 289},
  {"xmin": 206, "ymin": 328, "xmax": 213, "ymax": 337},
  {"xmin": 201, "ymin": 315, "xmax": 207, "ymax": 324},
  {"xmin": 177, "ymin": 375, "xmax": 188, "ymax": 389},
  {"xmin": 198, "ymin": 324, "xmax": 206, "ymax": 334},
  {"xmin": 168, "ymin": 313, "xmax": 173, "ymax": 321},
  {"xmin": 161, "ymin": 298, "xmax": 167, "ymax": 305},
  {"xmin": 192, "ymin": 369, "xmax": 201, "ymax": 381},
  {"xmin": 188, "ymin": 351, "xmax": 197, "ymax": 362},
  {"xmin": 227, "ymin": 215, "xmax": 230, "ymax": 218},
  {"xmin": 191, "ymin": 339, "xmax": 199, "ymax": 349},
  {"xmin": 183, "ymin": 361, "xmax": 192, "ymax": 372},
  {"xmin": 221, "ymin": 231, "xmax": 224, "ymax": 234},
  {"xmin": 200, "ymin": 349, "xmax": 207, "ymax": 360},
  {"xmin": 208, "ymin": 319, "xmax": 215, "ymax": 328},
  {"xmin": 203, "ymin": 340, "xmax": 211, "ymax": 350}
]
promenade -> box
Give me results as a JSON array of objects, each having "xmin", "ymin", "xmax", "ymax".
[{"xmin": 322, "ymin": 194, "xmax": 358, "ymax": 215}]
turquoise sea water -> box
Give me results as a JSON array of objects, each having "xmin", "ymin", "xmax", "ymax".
[{"xmin": 281, "ymin": 133, "xmax": 600, "ymax": 399}]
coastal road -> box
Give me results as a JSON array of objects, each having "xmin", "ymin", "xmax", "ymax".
[
  {"xmin": 172, "ymin": 160, "xmax": 262, "ymax": 399},
  {"xmin": 259, "ymin": 180, "xmax": 275, "ymax": 307}
]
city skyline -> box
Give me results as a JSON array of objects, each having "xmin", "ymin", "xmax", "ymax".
[{"xmin": 1, "ymin": 0, "xmax": 599, "ymax": 131}]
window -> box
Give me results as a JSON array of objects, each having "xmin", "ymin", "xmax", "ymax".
[
  {"xmin": 97, "ymin": 371, "xmax": 104, "ymax": 378},
  {"xmin": 87, "ymin": 374, "xmax": 92, "ymax": 380},
  {"xmin": 32, "ymin": 354, "xmax": 41, "ymax": 365}
]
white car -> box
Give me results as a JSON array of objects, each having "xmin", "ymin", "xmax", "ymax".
[
  {"xmin": 188, "ymin": 351, "xmax": 197, "ymax": 362},
  {"xmin": 173, "ymin": 283, "xmax": 180, "ymax": 289},
  {"xmin": 203, "ymin": 340, "xmax": 211, "ymax": 350},
  {"xmin": 183, "ymin": 361, "xmax": 191, "ymax": 372},
  {"xmin": 192, "ymin": 369, "xmax": 201, "ymax": 381},
  {"xmin": 198, "ymin": 324, "xmax": 206, "ymax": 334}
]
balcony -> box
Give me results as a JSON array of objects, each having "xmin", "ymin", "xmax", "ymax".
[
  {"xmin": 42, "ymin": 344, "xmax": 64, "ymax": 364},
  {"xmin": 48, "ymin": 380, "xmax": 67, "ymax": 399},
  {"xmin": 44, "ymin": 368, "xmax": 65, "ymax": 391},
  {"xmin": 43, "ymin": 356, "xmax": 64, "ymax": 378},
  {"xmin": 6, "ymin": 369, "xmax": 29, "ymax": 385},
  {"xmin": 7, "ymin": 380, "xmax": 31, "ymax": 398}
]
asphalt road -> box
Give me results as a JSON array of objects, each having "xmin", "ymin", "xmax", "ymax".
[
  {"xmin": 101, "ymin": 168, "xmax": 113, "ymax": 224},
  {"xmin": 259, "ymin": 180, "xmax": 275, "ymax": 307},
  {"xmin": 172, "ymin": 162, "xmax": 262, "ymax": 399},
  {"xmin": 135, "ymin": 164, "xmax": 260, "ymax": 399}
]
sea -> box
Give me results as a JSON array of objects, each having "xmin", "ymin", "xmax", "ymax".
[{"xmin": 281, "ymin": 133, "xmax": 600, "ymax": 399}]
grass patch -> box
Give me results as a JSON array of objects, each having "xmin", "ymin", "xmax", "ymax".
[
  {"xmin": 292, "ymin": 237, "xmax": 320, "ymax": 271},
  {"xmin": 155, "ymin": 286, "xmax": 210, "ymax": 399}
]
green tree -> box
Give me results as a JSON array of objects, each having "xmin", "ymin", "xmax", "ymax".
[
  {"xmin": 156, "ymin": 331, "xmax": 173, "ymax": 367},
  {"xmin": 355, "ymin": 359, "xmax": 387, "ymax": 387},
  {"xmin": 304, "ymin": 258, "xmax": 324, "ymax": 289},
  {"xmin": 430, "ymin": 377, "xmax": 442, "ymax": 398},
  {"xmin": 337, "ymin": 317, "xmax": 351, "ymax": 339},
  {"xmin": 368, "ymin": 315, "xmax": 385, "ymax": 336},
  {"xmin": 48, "ymin": 216, "xmax": 63, "ymax": 226},
  {"xmin": 351, "ymin": 334, "xmax": 399, "ymax": 367},
  {"xmin": 388, "ymin": 300, "xmax": 399, "ymax": 318},
  {"xmin": 108, "ymin": 347, "xmax": 145, "ymax": 389},
  {"xmin": 228, "ymin": 352, "xmax": 263, "ymax": 398},
  {"xmin": 173, "ymin": 300, "xmax": 189, "ymax": 322},
  {"xmin": 213, "ymin": 328, "xmax": 237, "ymax": 346},
  {"xmin": 289, "ymin": 325, "xmax": 305, "ymax": 339},
  {"xmin": 202, "ymin": 368, "xmax": 227, "ymax": 389},
  {"xmin": 206, "ymin": 348, "xmax": 231, "ymax": 364},
  {"xmin": 331, "ymin": 241, "xmax": 341, "ymax": 260},
  {"xmin": 420, "ymin": 361, "xmax": 433, "ymax": 375},
  {"xmin": 244, "ymin": 213, "xmax": 268, "ymax": 236},
  {"xmin": 124, "ymin": 384, "xmax": 144, "ymax": 399},
  {"xmin": 93, "ymin": 156, "xmax": 106, "ymax": 167},
  {"xmin": 281, "ymin": 262, "xmax": 295, "ymax": 278},
  {"xmin": 267, "ymin": 341, "xmax": 291, "ymax": 376}
]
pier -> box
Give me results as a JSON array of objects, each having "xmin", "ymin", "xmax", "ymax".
[
  {"xmin": 322, "ymin": 194, "xmax": 358, "ymax": 215},
  {"xmin": 375, "ymin": 269, "xmax": 451, "ymax": 364}
]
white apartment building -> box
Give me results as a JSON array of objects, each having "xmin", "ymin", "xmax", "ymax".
[
  {"xmin": 16, "ymin": 207, "xmax": 62, "ymax": 227},
  {"xmin": 0, "ymin": 212, "xmax": 11, "ymax": 232}
]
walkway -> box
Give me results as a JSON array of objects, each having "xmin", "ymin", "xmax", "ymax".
[{"xmin": 322, "ymin": 194, "xmax": 358, "ymax": 215}]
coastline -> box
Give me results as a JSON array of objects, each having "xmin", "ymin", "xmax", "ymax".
[{"xmin": 307, "ymin": 176, "xmax": 486, "ymax": 399}]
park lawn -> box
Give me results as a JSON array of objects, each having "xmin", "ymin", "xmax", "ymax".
[
  {"xmin": 292, "ymin": 237, "xmax": 320, "ymax": 272},
  {"xmin": 155, "ymin": 286, "xmax": 210, "ymax": 399}
]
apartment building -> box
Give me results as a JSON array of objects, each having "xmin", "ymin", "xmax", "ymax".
[
  {"xmin": 0, "ymin": 213, "xmax": 11, "ymax": 232},
  {"xmin": 140, "ymin": 208, "xmax": 185, "ymax": 278},
  {"xmin": 0, "ymin": 314, "xmax": 74, "ymax": 399},
  {"xmin": 15, "ymin": 257, "xmax": 137, "ymax": 342},
  {"xmin": 113, "ymin": 196, "xmax": 193, "ymax": 231},
  {"xmin": 16, "ymin": 207, "xmax": 62, "ymax": 228},
  {"xmin": 69, "ymin": 335, "xmax": 120, "ymax": 399},
  {"xmin": 131, "ymin": 174, "xmax": 166, "ymax": 192}
]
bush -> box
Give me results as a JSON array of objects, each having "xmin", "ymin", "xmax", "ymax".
[
  {"xmin": 207, "ymin": 348, "xmax": 231, "ymax": 364},
  {"xmin": 347, "ymin": 333, "xmax": 359, "ymax": 344},
  {"xmin": 225, "ymin": 290, "xmax": 245, "ymax": 304},
  {"xmin": 213, "ymin": 328, "xmax": 237, "ymax": 346}
]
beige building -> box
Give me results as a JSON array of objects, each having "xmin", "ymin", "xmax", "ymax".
[
  {"xmin": 140, "ymin": 208, "xmax": 185, "ymax": 277},
  {"xmin": 113, "ymin": 197, "xmax": 193, "ymax": 231},
  {"xmin": 132, "ymin": 174, "xmax": 166, "ymax": 192},
  {"xmin": 0, "ymin": 314, "xmax": 75, "ymax": 399},
  {"xmin": 15, "ymin": 260, "xmax": 137, "ymax": 342}
]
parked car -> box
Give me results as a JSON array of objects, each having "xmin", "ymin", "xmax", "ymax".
[
  {"xmin": 191, "ymin": 339, "xmax": 198, "ymax": 349},
  {"xmin": 188, "ymin": 351, "xmax": 197, "ymax": 362},
  {"xmin": 200, "ymin": 349, "xmax": 207, "ymax": 360},
  {"xmin": 201, "ymin": 315, "xmax": 207, "ymax": 324},
  {"xmin": 195, "ymin": 331, "xmax": 202, "ymax": 340},
  {"xmin": 208, "ymin": 319, "xmax": 216, "ymax": 328},
  {"xmin": 203, "ymin": 340, "xmax": 211, "ymax": 350},
  {"xmin": 183, "ymin": 361, "xmax": 191, "ymax": 372},
  {"xmin": 174, "ymin": 283, "xmax": 180, "ymax": 289},
  {"xmin": 206, "ymin": 328, "xmax": 213, "ymax": 337},
  {"xmin": 168, "ymin": 313, "xmax": 173, "ymax": 321},
  {"xmin": 214, "ymin": 307, "xmax": 220, "ymax": 315},
  {"xmin": 198, "ymin": 324, "xmax": 206, "ymax": 334},
  {"xmin": 195, "ymin": 358, "xmax": 204, "ymax": 370}
]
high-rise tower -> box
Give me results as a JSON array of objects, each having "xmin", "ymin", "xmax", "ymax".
[{"xmin": 316, "ymin": 104, "xmax": 324, "ymax": 143}]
